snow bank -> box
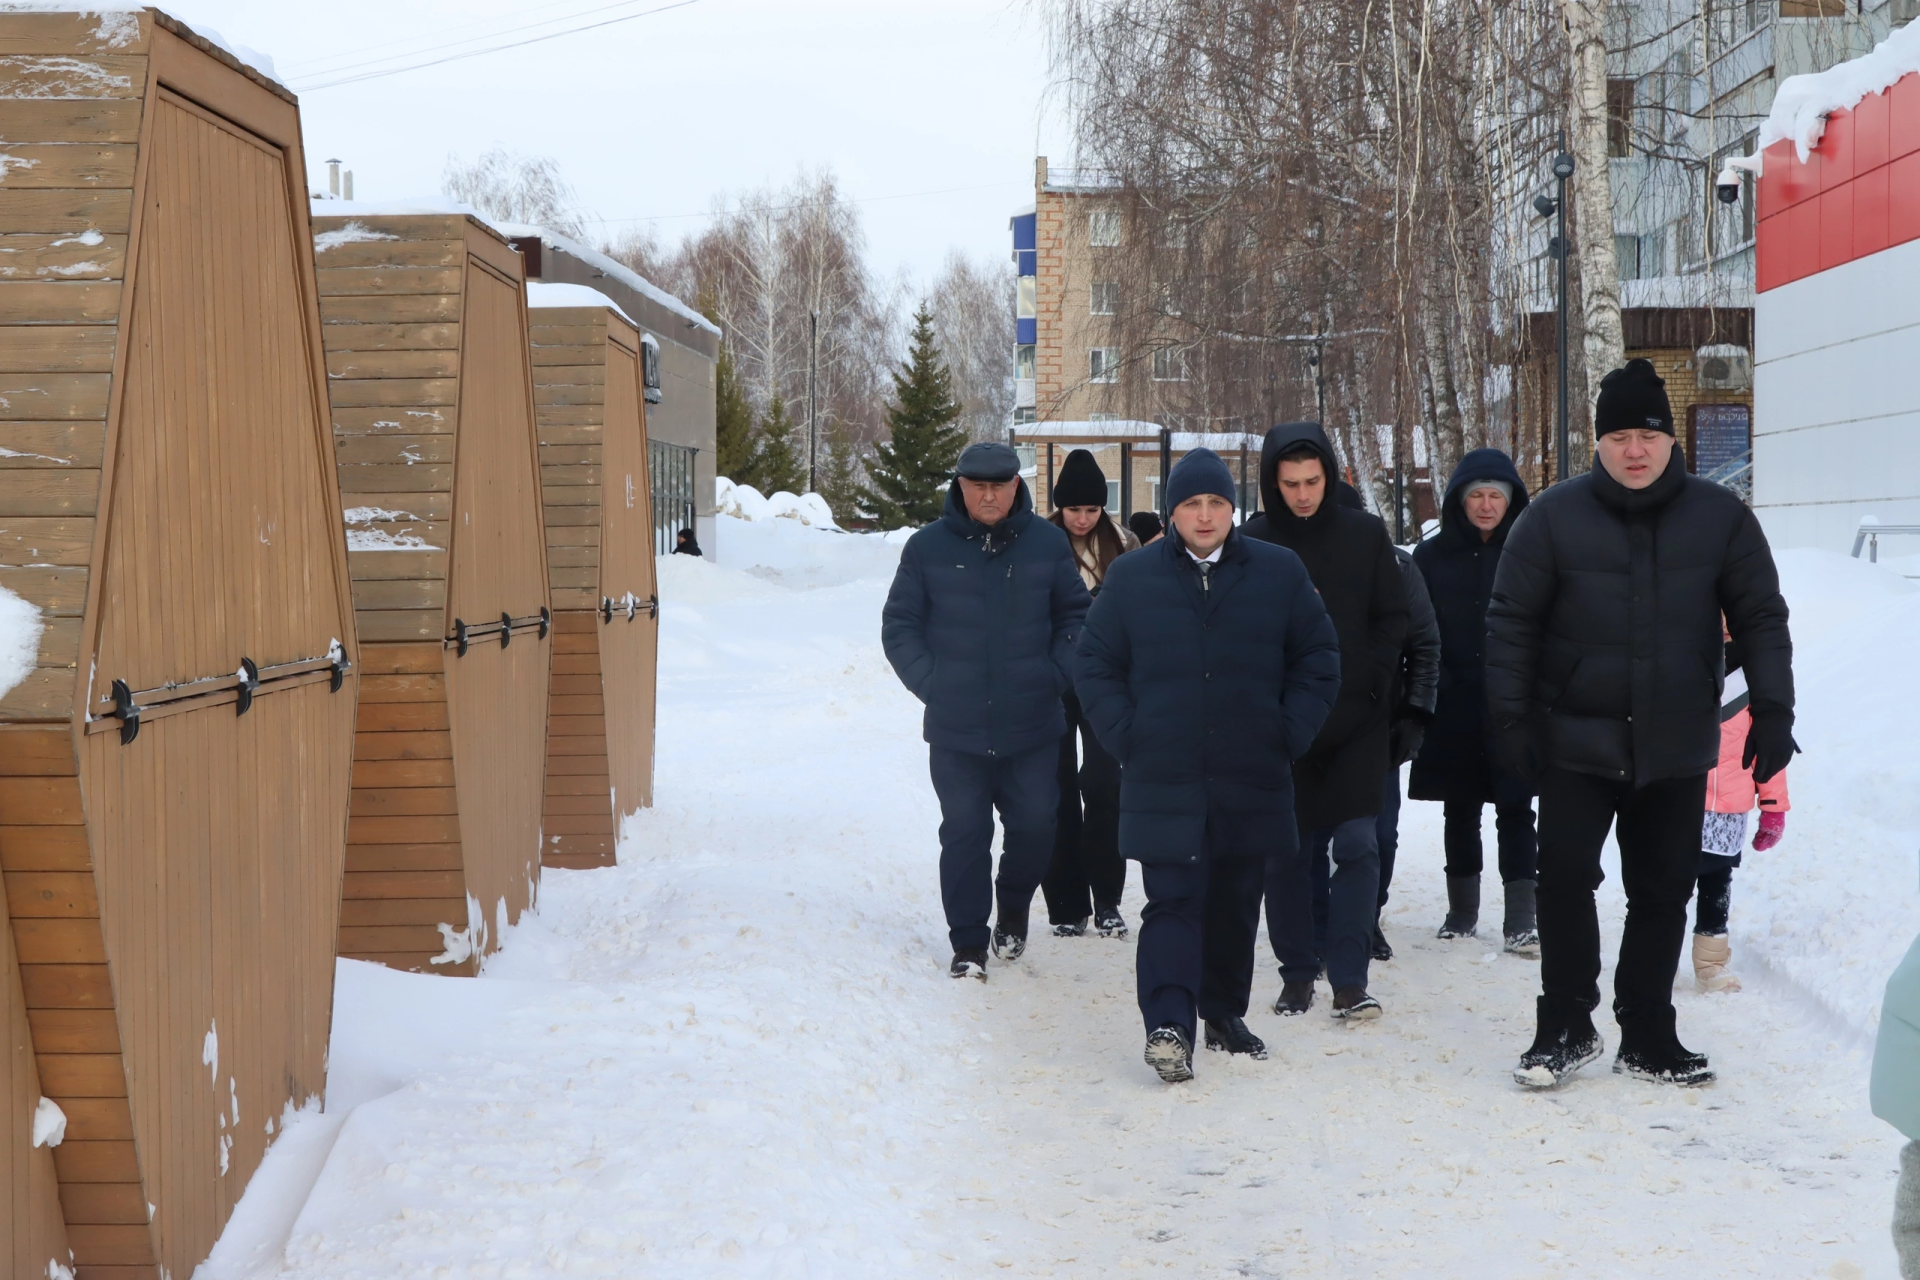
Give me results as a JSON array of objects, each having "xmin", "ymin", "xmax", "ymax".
[
  {"xmin": 1736, "ymin": 548, "xmax": 1920, "ymax": 1040},
  {"xmin": 1758, "ymin": 19, "xmax": 1920, "ymax": 161},
  {"xmin": 714, "ymin": 476, "xmax": 838, "ymax": 529},
  {"xmin": 0, "ymin": 581, "xmax": 43, "ymax": 702},
  {"xmin": 695, "ymin": 511, "xmax": 899, "ymax": 591},
  {"xmin": 523, "ymin": 280, "xmax": 632, "ymax": 322}
]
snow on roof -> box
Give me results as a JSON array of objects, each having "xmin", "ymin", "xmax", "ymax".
[
  {"xmin": 1758, "ymin": 18, "xmax": 1920, "ymax": 162},
  {"xmin": 525, "ymin": 280, "xmax": 632, "ymax": 323},
  {"xmin": 0, "ymin": 5, "xmax": 283, "ymax": 85},
  {"xmin": 488, "ymin": 221, "xmax": 720, "ymax": 338},
  {"xmin": 310, "ymin": 196, "xmax": 485, "ymax": 220}
]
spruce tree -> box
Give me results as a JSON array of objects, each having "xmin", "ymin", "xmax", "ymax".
[
  {"xmin": 703, "ymin": 292, "xmax": 755, "ymax": 482},
  {"xmin": 860, "ymin": 304, "xmax": 967, "ymax": 529},
  {"xmin": 817, "ymin": 422, "xmax": 868, "ymax": 526},
  {"xmin": 744, "ymin": 392, "xmax": 806, "ymax": 496}
]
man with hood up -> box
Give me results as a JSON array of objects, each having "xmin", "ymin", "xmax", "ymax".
[
  {"xmin": 1409, "ymin": 448, "xmax": 1540, "ymax": 954},
  {"xmin": 1243, "ymin": 422, "xmax": 1409, "ymax": 1020},
  {"xmin": 882, "ymin": 441, "xmax": 1092, "ymax": 980}
]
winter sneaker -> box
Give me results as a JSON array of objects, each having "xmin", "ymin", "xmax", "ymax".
[
  {"xmin": 1514, "ymin": 1026, "xmax": 1604, "ymax": 1088},
  {"xmin": 949, "ymin": 949, "xmax": 988, "ymax": 981},
  {"xmin": 1144, "ymin": 1024, "xmax": 1195, "ymax": 1083},
  {"xmin": 1692, "ymin": 933, "xmax": 1741, "ymax": 993},
  {"xmin": 1331, "ymin": 986, "xmax": 1383, "ymax": 1021},
  {"xmin": 1502, "ymin": 879, "xmax": 1539, "ymax": 957},
  {"xmin": 1437, "ymin": 873, "xmax": 1481, "ymax": 939},
  {"xmin": 1272, "ymin": 978, "xmax": 1316, "ymax": 1016},
  {"xmin": 991, "ymin": 904, "xmax": 1029, "ymax": 961},
  {"xmin": 1614, "ymin": 1043, "xmax": 1715, "ymax": 1087},
  {"xmin": 1094, "ymin": 903, "xmax": 1129, "ymax": 938},
  {"xmin": 1203, "ymin": 1016, "xmax": 1268, "ymax": 1059},
  {"xmin": 1052, "ymin": 918, "xmax": 1089, "ymax": 938},
  {"xmin": 1370, "ymin": 921, "xmax": 1394, "ymax": 962}
]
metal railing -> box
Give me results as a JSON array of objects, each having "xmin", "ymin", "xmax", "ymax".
[
  {"xmin": 93, "ymin": 640, "xmax": 352, "ymax": 744},
  {"xmin": 1851, "ymin": 518, "xmax": 1920, "ymax": 564}
]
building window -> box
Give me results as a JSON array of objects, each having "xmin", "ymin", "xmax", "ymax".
[
  {"xmin": 1106, "ymin": 479, "xmax": 1122, "ymax": 509},
  {"xmin": 1152, "ymin": 347, "xmax": 1189, "ymax": 382},
  {"xmin": 1089, "ymin": 209, "xmax": 1121, "ymax": 248},
  {"xmin": 1615, "ymin": 234, "xmax": 1640, "ymax": 281},
  {"xmin": 1015, "ymin": 344, "xmax": 1035, "ymax": 380},
  {"xmin": 649, "ymin": 439, "xmax": 697, "ymax": 555},
  {"xmin": 1160, "ymin": 216, "xmax": 1189, "ymax": 249},
  {"xmin": 1607, "ymin": 79, "xmax": 1634, "ymax": 157},
  {"xmin": 1016, "ymin": 276, "xmax": 1037, "ymax": 320},
  {"xmin": 1090, "ymin": 281, "xmax": 1118, "ymax": 315},
  {"xmin": 1089, "ymin": 347, "xmax": 1119, "ymax": 383}
]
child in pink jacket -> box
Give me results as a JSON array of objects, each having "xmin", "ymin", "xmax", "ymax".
[{"xmin": 1695, "ymin": 655, "xmax": 1788, "ymax": 992}]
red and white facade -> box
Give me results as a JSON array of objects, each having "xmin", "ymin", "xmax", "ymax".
[{"xmin": 1754, "ymin": 69, "xmax": 1920, "ymax": 552}]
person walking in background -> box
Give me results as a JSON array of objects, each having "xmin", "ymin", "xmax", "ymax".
[
  {"xmin": 1409, "ymin": 449, "xmax": 1542, "ymax": 955},
  {"xmin": 1872, "ymin": 931, "xmax": 1920, "ymax": 1277},
  {"xmin": 1692, "ymin": 625, "xmax": 1790, "ymax": 992},
  {"xmin": 881, "ymin": 441, "xmax": 1091, "ymax": 980},
  {"xmin": 1303, "ymin": 484, "xmax": 1438, "ymax": 964},
  {"xmin": 1076, "ymin": 449, "xmax": 1340, "ymax": 1082},
  {"xmin": 673, "ymin": 527, "xmax": 702, "ymax": 556},
  {"xmin": 1043, "ymin": 449, "xmax": 1139, "ymax": 938},
  {"xmin": 1127, "ymin": 510, "xmax": 1165, "ymax": 546},
  {"xmin": 1244, "ymin": 423, "xmax": 1408, "ymax": 1021},
  {"xmin": 1488, "ymin": 359, "xmax": 1795, "ymax": 1088}
]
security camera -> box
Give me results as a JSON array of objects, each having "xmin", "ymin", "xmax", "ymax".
[{"xmin": 1715, "ymin": 165, "xmax": 1742, "ymax": 206}]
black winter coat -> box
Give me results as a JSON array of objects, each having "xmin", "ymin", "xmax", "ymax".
[
  {"xmin": 1394, "ymin": 546, "xmax": 1440, "ymax": 720},
  {"xmin": 882, "ymin": 479, "xmax": 1091, "ymax": 757},
  {"xmin": 1410, "ymin": 448, "xmax": 1533, "ymax": 804},
  {"xmin": 1485, "ymin": 456, "xmax": 1793, "ymax": 786},
  {"xmin": 1242, "ymin": 422, "xmax": 1409, "ymax": 829},
  {"xmin": 1074, "ymin": 529, "xmax": 1341, "ymax": 865}
]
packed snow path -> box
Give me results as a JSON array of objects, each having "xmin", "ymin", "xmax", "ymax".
[{"xmin": 215, "ymin": 520, "xmax": 1904, "ymax": 1279}]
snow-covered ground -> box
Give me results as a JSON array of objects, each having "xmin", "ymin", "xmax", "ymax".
[{"xmin": 201, "ymin": 516, "xmax": 1914, "ymax": 1279}]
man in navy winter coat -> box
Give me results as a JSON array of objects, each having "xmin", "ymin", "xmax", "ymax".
[
  {"xmin": 1076, "ymin": 449, "xmax": 1341, "ymax": 1083},
  {"xmin": 882, "ymin": 441, "xmax": 1092, "ymax": 980}
]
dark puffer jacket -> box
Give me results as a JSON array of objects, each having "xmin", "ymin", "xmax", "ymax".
[
  {"xmin": 1334, "ymin": 482, "xmax": 1438, "ymax": 724},
  {"xmin": 882, "ymin": 478, "xmax": 1091, "ymax": 757},
  {"xmin": 1410, "ymin": 448, "xmax": 1533, "ymax": 804},
  {"xmin": 1485, "ymin": 456, "xmax": 1793, "ymax": 786},
  {"xmin": 1074, "ymin": 528, "xmax": 1341, "ymax": 865},
  {"xmin": 1242, "ymin": 423, "xmax": 1409, "ymax": 829}
]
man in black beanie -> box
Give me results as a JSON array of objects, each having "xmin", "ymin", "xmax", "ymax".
[
  {"xmin": 1076, "ymin": 449, "xmax": 1340, "ymax": 1082},
  {"xmin": 1486, "ymin": 357, "xmax": 1795, "ymax": 1087}
]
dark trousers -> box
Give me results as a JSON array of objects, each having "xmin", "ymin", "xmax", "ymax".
[
  {"xmin": 1536, "ymin": 767, "xmax": 1708, "ymax": 1027},
  {"xmin": 1269, "ymin": 813, "xmax": 1380, "ymax": 992},
  {"xmin": 928, "ymin": 743, "xmax": 1057, "ymax": 952},
  {"xmin": 1041, "ymin": 695, "xmax": 1126, "ymax": 923},
  {"xmin": 1309, "ymin": 770, "xmax": 1401, "ymax": 953},
  {"xmin": 1442, "ymin": 798, "xmax": 1539, "ymax": 883},
  {"xmin": 1137, "ymin": 845, "xmax": 1265, "ymax": 1038},
  {"xmin": 1695, "ymin": 867, "xmax": 1733, "ymax": 935}
]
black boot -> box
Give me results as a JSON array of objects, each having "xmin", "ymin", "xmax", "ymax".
[
  {"xmin": 1513, "ymin": 996, "xmax": 1603, "ymax": 1088},
  {"xmin": 1437, "ymin": 873, "xmax": 1480, "ymax": 939},
  {"xmin": 992, "ymin": 902, "xmax": 1029, "ymax": 960},
  {"xmin": 1203, "ymin": 1016, "xmax": 1268, "ymax": 1059},
  {"xmin": 1144, "ymin": 1024, "xmax": 1194, "ymax": 1082},
  {"xmin": 949, "ymin": 949, "xmax": 988, "ymax": 981},
  {"xmin": 1614, "ymin": 1006, "xmax": 1714, "ymax": 1086},
  {"xmin": 1093, "ymin": 903, "xmax": 1129, "ymax": 938},
  {"xmin": 1052, "ymin": 917, "xmax": 1088, "ymax": 938},
  {"xmin": 1370, "ymin": 919, "xmax": 1394, "ymax": 961},
  {"xmin": 1272, "ymin": 978, "xmax": 1315, "ymax": 1016},
  {"xmin": 1503, "ymin": 879, "xmax": 1540, "ymax": 957}
]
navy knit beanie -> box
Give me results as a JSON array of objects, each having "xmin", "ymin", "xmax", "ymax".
[
  {"xmin": 1594, "ymin": 358, "xmax": 1674, "ymax": 437},
  {"xmin": 1164, "ymin": 448, "xmax": 1237, "ymax": 510}
]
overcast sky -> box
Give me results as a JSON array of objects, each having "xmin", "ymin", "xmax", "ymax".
[{"xmin": 162, "ymin": 0, "xmax": 1071, "ymax": 295}]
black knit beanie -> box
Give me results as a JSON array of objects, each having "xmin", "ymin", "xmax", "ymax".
[
  {"xmin": 1052, "ymin": 448, "xmax": 1109, "ymax": 508},
  {"xmin": 1594, "ymin": 358, "xmax": 1674, "ymax": 437},
  {"xmin": 1165, "ymin": 448, "xmax": 1237, "ymax": 509},
  {"xmin": 1127, "ymin": 510, "xmax": 1164, "ymax": 543}
]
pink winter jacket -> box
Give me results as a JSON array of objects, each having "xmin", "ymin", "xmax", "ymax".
[{"xmin": 1705, "ymin": 705, "xmax": 1790, "ymax": 815}]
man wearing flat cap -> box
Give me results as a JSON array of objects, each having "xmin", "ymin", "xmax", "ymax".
[
  {"xmin": 1487, "ymin": 358, "xmax": 1795, "ymax": 1088},
  {"xmin": 882, "ymin": 441, "xmax": 1091, "ymax": 980}
]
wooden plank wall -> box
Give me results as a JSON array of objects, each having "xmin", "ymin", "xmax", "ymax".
[
  {"xmin": 317, "ymin": 214, "xmax": 551, "ymax": 970},
  {"xmin": 1, "ymin": 13, "xmax": 358, "ymax": 1279},
  {"xmin": 3, "ymin": 844, "xmax": 71, "ymax": 1280},
  {"xmin": 527, "ymin": 305, "xmax": 658, "ymax": 869}
]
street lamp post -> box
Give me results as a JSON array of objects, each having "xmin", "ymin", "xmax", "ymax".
[
  {"xmin": 1534, "ymin": 144, "xmax": 1577, "ymax": 483},
  {"xmin": 807, "ymin": 310, "xmax": 819, "ymax": 493}
]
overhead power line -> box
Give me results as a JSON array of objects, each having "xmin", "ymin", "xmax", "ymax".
[
  {"xmin": 290, "ymin": 0, "xmax": 703, "ymax": 92},
  {"xmin": 276, "ymin": 0, "xmax": 603, "ymax": 77}
]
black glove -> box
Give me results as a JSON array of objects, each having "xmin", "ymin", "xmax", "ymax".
[
  {"xmin": 1742, "ymin": 708, "xmax": 1798, "ymax": 784},
  {"xmin": 1389, "ymin": 716, "xmax": 1427, "ymax": 767},
  {"xmin": 1492, "ymin": 716, "xmax": 1543, "ymax": 785}
]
